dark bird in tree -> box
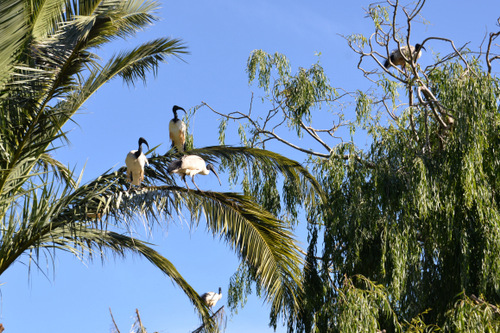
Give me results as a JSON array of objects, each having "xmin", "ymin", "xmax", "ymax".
[
  {"xmin": 167, "ymin": 155, "xmax": 222, "ymax": 191},
  {"xmin": 200, "ymin": 287, "xmax": 222, "ymax": 308},
  {"xmin": 169, "ymin": 105, "xmax": 187, "ymax": 152},
  {"xmin": 125, "ymin": 137, "xmax": 149, "ymax": 190},
  {"xmin": 384, "ymin": 43, "xmax": 426, "ymax": 69}
]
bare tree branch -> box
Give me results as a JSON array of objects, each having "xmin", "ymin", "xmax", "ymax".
[
  {"xmin": 109, "ymin": 308, "xmax": 121, "ymax": 333},
  {"xmin": 486, "ymin": 28, "xmax": 500, "ymax": 74}
]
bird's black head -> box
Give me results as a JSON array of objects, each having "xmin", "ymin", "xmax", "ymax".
[
  {"xmin": 172, "ymin": 105, "xmax": 186, "ymax": 120},
  {"xmin": 416, "ymin": 43, "xmax": 426, "ymax": 52},
  {"xmin": 218, "ymin": 287, "xmax": 222, "ymax": 294},
  {"xmin": 138, "ymin": 137, "xmax": 149, "ymax": 150}
]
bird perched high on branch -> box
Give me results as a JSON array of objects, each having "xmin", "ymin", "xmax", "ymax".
[
  {"xmin": 384, "ymin": 43, "xmax": 426, "ymax": 69},
  {"xmin": 201, "ymin": 287, "xmax": 222, "ymax": 309},
  {"xmin": 169, "ymin": 105, "xmax": 187, "ymax": 152}
]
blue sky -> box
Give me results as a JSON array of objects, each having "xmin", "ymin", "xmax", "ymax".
[{"xmin": 2, "ymin": 1, "xmax": 499, "ymax": 332}]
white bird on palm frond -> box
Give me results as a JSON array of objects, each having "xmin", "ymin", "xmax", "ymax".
[
  {"xmin": 125, "ymin": 137, "xmax": 149, "ymax": 190},
  {"xmin": 167, "ymin": 155, "xmax": 221, "ymax": 191},
  {"xmin": 201, "ymin": 287, "xmax": 222, "ymax": 308}
]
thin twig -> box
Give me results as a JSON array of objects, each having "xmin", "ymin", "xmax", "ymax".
[
  {"xmin": 135, "ymin": 308, "xmax": 146, "ymax": 333},
  {"xmin": 109, "ymin": 308, "xmax": 121, "ymax": 333}
]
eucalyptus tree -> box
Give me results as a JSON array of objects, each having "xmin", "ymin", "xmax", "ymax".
[
  {"xmin": 207, "ymin": 1, "xmax": 500, "ymax": 331},
  {"xmin": 0, "ymin": 0, "xmax": 314, "ymax": 329}
]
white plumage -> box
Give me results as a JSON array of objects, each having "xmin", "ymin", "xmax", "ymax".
[
  {"xmin": 384, "ymin": 43, "xmax": 425, "ymax": 69},
  {"xmin": 125, "ymin": 137, "xmax": 149, "ymax": 190},
  {"xmin": 201, "ymin": 287, "xmax": 222, "ymax": 308},
  {"xmin": 169, "ymin": 105, "xmax": 187, "ymax": 152},
  {"xmin": 167, "ymin": 155, "xmax": 222, "ymax": 191}
]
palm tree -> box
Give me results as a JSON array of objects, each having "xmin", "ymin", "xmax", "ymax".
[{"xmin": 0, "ymin": 0, "xmax": 319, "ymax": 328}]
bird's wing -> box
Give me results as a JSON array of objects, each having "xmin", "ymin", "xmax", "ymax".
[
  {"xmin": 139, "ymin": 154, "xmax": 149, "ymax": 166},
  {"xmin": 201, "ymin": 291, "xmax": 214, "ymax": 299},
  {"xmin": 200, "ymin": 292, "xmax": 212, "ymax": 303},
  {"xmin": 125, "ymin": 152, "xmax": 137, "ymax": 177},
  {"xmin": 167, "ymin": 158, "xmax": 184, "ymax": 173},
  {"xmin": 182, "ymin": 154, "xmax": 204, "ymax": 165}
]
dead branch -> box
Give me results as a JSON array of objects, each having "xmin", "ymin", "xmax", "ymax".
[
  {"xmin": 135, "ymin": 308, "xmax": 146, "ymax": 333},
  {"xmin": 109, "ymin": 308, "xmax": 121, "ymax": 333},
  {"xmin": 191, "ymin": 306, "xmax": 226, "ymax": 333},
  {"xmin": 420, "ymin": 36, "xmax": 470, "ymax": 74}
]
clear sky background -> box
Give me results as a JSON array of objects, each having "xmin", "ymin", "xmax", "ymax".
[{"xmin": 2, "ymin": 1, "xmax": 499, "ymax": 332}]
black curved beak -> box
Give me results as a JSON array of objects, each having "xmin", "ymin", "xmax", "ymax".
[
  {"xmin": 208, "ymin": 164, "xmax": 222, "ymax": 186},
  {"xmin": 173, "ymin": 105, "xmax": 186, "ymax": 114}
]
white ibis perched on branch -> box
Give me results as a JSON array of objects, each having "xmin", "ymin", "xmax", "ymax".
[
  {"xmin": 125, "ymin": 137, "xmax": 149, "ymax": 190},
  {"xmin": 167, "ymin": 155, "xmax": 222, "ymax": 191},
  {"xmin": 169, "ymin": 105, "xmax": 187, "ymax": 152},
  {"xmin": 384, "ymin": 43, "xmax": 426, "ymax": 69},
  {"xmin": 201, "ymin": 287, "xmax": 222, "ymax": 308}
]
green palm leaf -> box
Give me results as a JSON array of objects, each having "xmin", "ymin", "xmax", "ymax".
[
  {"xmin": 29, "ymin": 0, "xmax": 68, "ymax": 39},
  {"xmin": 0, "ymin": 0, "xmax": 27, "ymax": 89}
]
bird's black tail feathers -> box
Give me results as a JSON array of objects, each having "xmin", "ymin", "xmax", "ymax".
[
  {"xmin": 384, "ymin": 56, "xmax": 392, "ymax": 68},
  {"xmin": 167, "ymin": 159, "xmax": 183, "ymax": 173}
]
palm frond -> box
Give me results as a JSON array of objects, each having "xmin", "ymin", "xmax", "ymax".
[
  {"xmin": 29, "ymin": 146, "xmax": 310, "ymax": 321},
  {"xmin": 0, "ymin": 173, "xmax": 215, "ymax": 324},
  {"xmin": 188, "ymin": 190, "xmax": 303, "ymax": 318},
  {"xmin": 153, "ymin": 146, "xmax": 327, "ymax": 216},
  {"xmin": 29, "ymin": 0, "xmax": 68, "ymax": 39},
  {"xmin": 92, "ymin": 0, "xmax": 160, "ymax": 43},
  {"xmin": 37, "ymin": 153, "xmax": 77, "ymax": 188},
  {"xmin": 0, "ymin": 0, "xmax": 28, "ymax": 89},
  {"xmin": 115, "ymin": 37, "xmax": 188, "ymax": 86},
  {"xmin": 63, "ymin": 151, "xmax": 309, "ymax": 321},
  {"xmin": 49, "ymin": 36, "xmax": 187, "ymax": 126}
]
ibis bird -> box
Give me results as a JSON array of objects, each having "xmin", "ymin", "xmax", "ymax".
[
  {"xmin": 125, "ymin": 137, "xmax": 149, "ymax": 190},
  {"xmin": 201, "ymin": 287, "xmax": 222, "ymax": 309},
  {"xmin": 384, "ymin": 43, "xmax": 426, "ymax": 69},
  {"xmin": 169, "ymin": 105, "xmax": 187, "ymax": 152},
  {"xmin": 167, "ymin": 155, "xmax": 222, "ymax": 191}
]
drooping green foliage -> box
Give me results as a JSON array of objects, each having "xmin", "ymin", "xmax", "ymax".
[
  {"xmin": 306, "ymin": 62, "xmax": 500, "ymax": 331},
  {"xmin": 212, "ymin": 1, "xmax": 500, "ymax": 331}
]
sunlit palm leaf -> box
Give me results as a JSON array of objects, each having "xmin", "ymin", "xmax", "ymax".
[
  {"xmin": 29, "ymin": 0, "xmax": 68, "ymax": 39},
  {"xmin": 0, "ymin": 0, "xmax": 27, "ymax": 89},
  {"xmin": 37, "ymin": 153, "xmax": 76, "ymax": 188}
]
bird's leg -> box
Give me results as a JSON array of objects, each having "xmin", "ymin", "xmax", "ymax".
[
  {"xmin": 127, "ymin": 172, "xmax": 136, "ymax": 192},
  {"xmin": 192, "ymin": 176, "xmax": 202, "ymax": 191},
  {"xmin": 182, "ymin": 175, "xmax": 190, "ymax": 190}
]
